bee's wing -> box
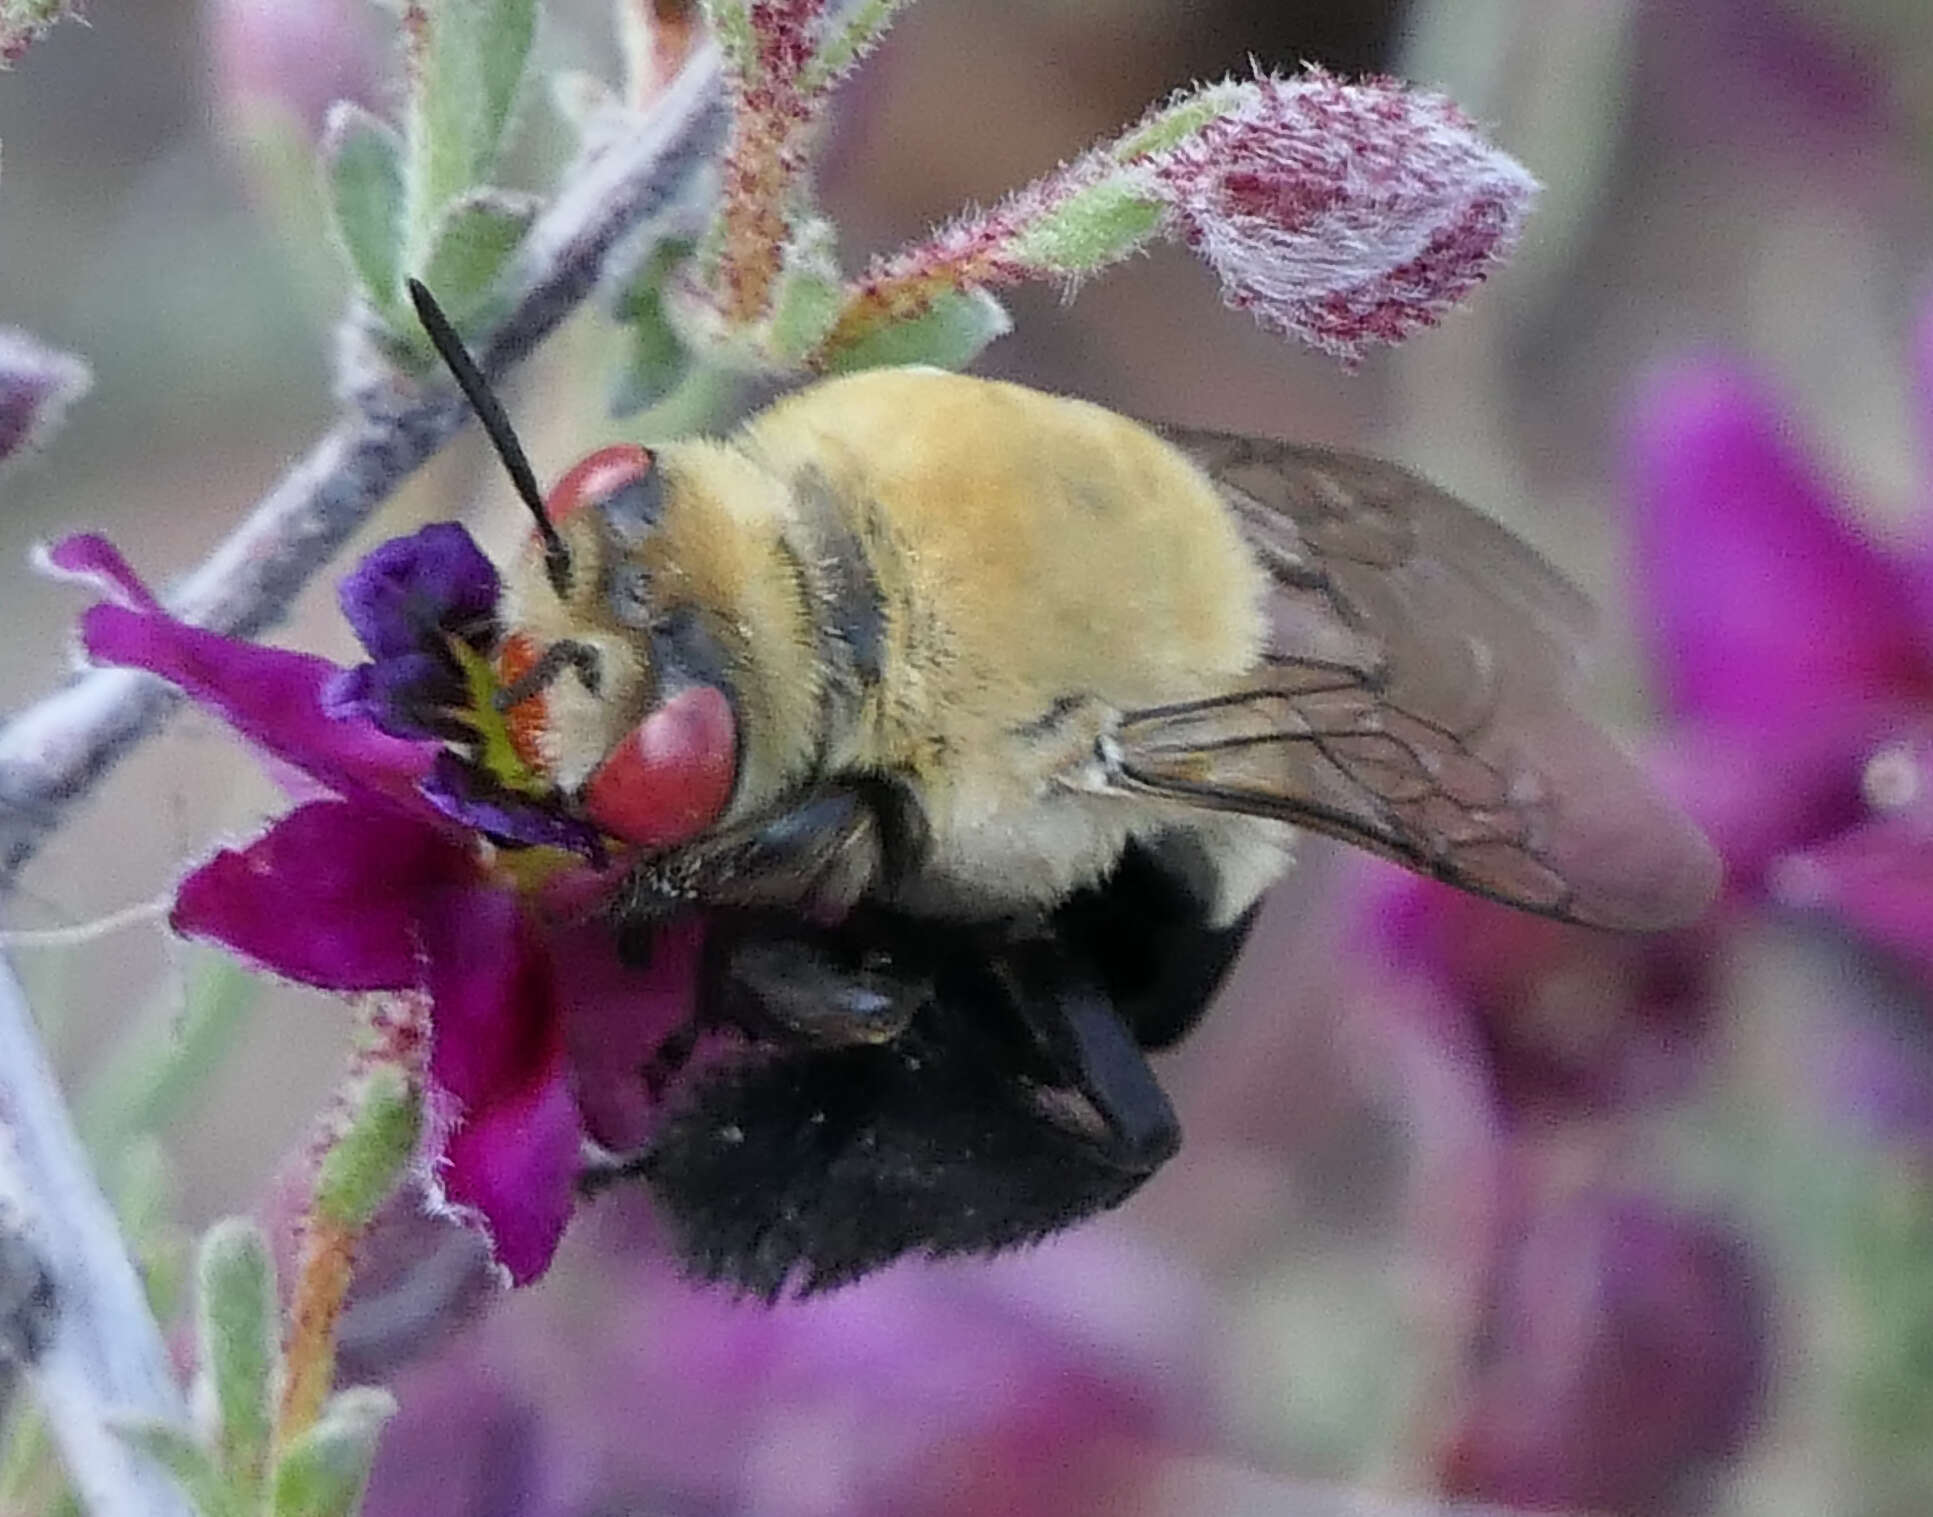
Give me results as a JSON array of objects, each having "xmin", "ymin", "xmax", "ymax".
[{"xmin": 1109, "ymin": 427, "xmax": 1720, "ymax": 930}]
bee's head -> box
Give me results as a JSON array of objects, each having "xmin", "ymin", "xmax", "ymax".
[{"xmin": 409, "ymin": 279, "xmax": 736, "ymax": 851}]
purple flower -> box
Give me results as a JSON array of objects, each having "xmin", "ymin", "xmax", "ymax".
[
  {"xmin": 1435, "ymin": 1190, "xmax": 1768, "ymax": 1516},
  {"xmin": 361, "ymin": 1213, "xmax": 1214, "ymax": 1517},
  {"xmin": 1370, "ymin": 868, "xmax": 1720, "ymax": 1122},
  {"xmin": 43, "ymin": 529, "xmax": 703, "ymax": 1284},
  {"xmin": 207, "ymin": 0, "xmax": 384, "ymax": 137},
  {"xmin": 0, "ymin": 327, "xmax": 91, "ymax": 472},
  {"xmin": 1628, "ymin": 330, "xmax": 1933, "ymax": 900}
]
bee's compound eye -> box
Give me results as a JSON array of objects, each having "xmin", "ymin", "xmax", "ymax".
[
  {"xmin": 583, "ymin": 683, "xmax": 737, "ymax": 848},
  {"xmin": 544, "ymin": 444, "xmax": 656, "ymax": 528}
]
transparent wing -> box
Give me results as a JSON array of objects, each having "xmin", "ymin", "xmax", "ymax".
[{"xmin": 1108, "ymin": 427, "xmax": 1721, "ymax": 930}]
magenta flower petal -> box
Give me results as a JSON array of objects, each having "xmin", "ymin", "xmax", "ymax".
[
  {"xmin": 81, "ymin": 602, "xmax": 441, "ymax": 816},
  {"xmin": 1151, "ymin": 70, "xmax": 1537, "ymax": 361},
  {"xmin": 171, "ymin": 800, "xmax": 470, "ymax": 991},
  {"xmin": 1775, "ymin": 814, "xmax": 1933, "ymax": 981},
  {"xmin": 419, "ymin": 884, "xmax": 557, "ymax": 1112},
  {"xmin": 552, "ymin": 914, "xmax": 704, "ymax": 1153},
  {"xmin": 1630, "ymin": 357, "xmax": 1931, "ymax": 731},
  {"xmin": 439, "ymin": 1047, "xmax": 581, "ymax": 1287},
  {"xmin": 1372, "ymin": 868, "xmax": 1717, "ymax": 1118},
  {"xmin": 415, "ymin": 882, "xmax": 584, "ymax": 1284},
  {"xmin": 1660, "ymin": 713, "xmax": 1878, "ymax": 893},
  {"xmin": 37, "ymin": 533, "xmax": 161, "ymax": 612},
  {"xmin": 1438, "ymin": 1191, "xmax": 1768, "ymax": 1515}
]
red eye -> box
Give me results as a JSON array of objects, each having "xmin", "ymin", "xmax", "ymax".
[
  {"xmin": 583, "ymin": 684, "xmax": 737, "ymax": 848},
  {"xmin": 545, "ymin": 444, "xmax": 655, "ymax": 525}
]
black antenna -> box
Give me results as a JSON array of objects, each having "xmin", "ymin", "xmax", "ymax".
[{"xmin": 407, "ymin": 278, "xmax": 573, "ymax": 598}]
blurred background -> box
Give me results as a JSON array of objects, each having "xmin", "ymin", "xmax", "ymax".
[{"xmin": 5, "ymin": 0, "xmax": 1933, "ymax": 1512}]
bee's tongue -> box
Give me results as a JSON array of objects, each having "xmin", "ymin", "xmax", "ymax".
[{"xmin": 583, "ymin": 683, "xmax": 737, "ymax": 848}]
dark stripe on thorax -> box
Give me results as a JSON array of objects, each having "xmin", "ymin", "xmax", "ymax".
[{"xmin": 782, "ymin": 466, "xmax": 888, "ymax": 754}]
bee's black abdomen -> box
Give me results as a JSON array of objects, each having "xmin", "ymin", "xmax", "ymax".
[
  {"xmin": 643, "ymin": 945, "xmax": 1147, "ymax": 1297},
  {"xmin": 637, "ymin": 840, "xmax": 1251, "ymax": 1296}
]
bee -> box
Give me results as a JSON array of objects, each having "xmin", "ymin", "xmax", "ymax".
[{"xmin": 410, "ymin": 282, "xmax": 1720, "ymax": 1296}]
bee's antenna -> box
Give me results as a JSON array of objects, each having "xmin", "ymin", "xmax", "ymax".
[{"xmin": 407, "ymin": 278, "xmax": 573, "ymax": 598}]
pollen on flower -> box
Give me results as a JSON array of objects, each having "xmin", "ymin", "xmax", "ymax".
[
  {"xmin": 495, "ymin": 630, "xmax": 552, "ymax": 771},
  {"xmin": 1148, "ymin": 70, "xmax": 1539, "ymax": 361}
]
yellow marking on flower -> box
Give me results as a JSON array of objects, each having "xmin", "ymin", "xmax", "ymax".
[{"xmin": 448, "ymin": 637, "xmax": 551, "ymax": 795}]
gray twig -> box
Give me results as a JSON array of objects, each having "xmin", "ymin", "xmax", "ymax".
[
  {"xmin": 0, "ymin": 46, "xmax": 726, "ymax": 892},
  {"xmin": 0, "ymin": 955, "xmax": 191, "ymax": 1517}
]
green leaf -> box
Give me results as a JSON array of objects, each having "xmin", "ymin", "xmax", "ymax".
[
  {"xmin": 269, "ymin": 1389, "xmax": 397, "ymax": 1517},
  {"xmin": 419, "ymin": 188, "xmax": 539, "ymax": 330},
  {"xmin": 117, "ymin": 1418, "xmax": 236, "ymax": 1517},
  {"xmin": 80, "ymin": 952, "xmax": 258, "ymax": 1153},
  {"xmin": 313, "ymin": 1065, "xmax": 421, "ymax": 1231},
  {"xmin": 1005, "ymin": 176, "xmax": 1165, "ymax": 276},
  {"xmin": 820, "ymin": 286, "xmax": 1011, "ymax": 375},
  {"xmin": 799, "ymin": 0, "xmax": 913, "ymax": 94},
  {"xmin": 196, "ymin": 1220, "xmax": 278, "ymax": 1507},
  {"xmin": 403, "ymin": 0, "xmax": 538, "ymax": 267},
  {"xmin": 322, "ymin": 103, "xmax": 407, "ymax": 316},
  {"xmin": 764, "ymin": 219, "xmax": 844, "ymax": 365},
  {"xmin": 610, "ymin": 239, "xmax": 696, "ymax": 417},
  {"xmin": 699, "ymin": 0, "xmax": 756, "ymax": 81}
]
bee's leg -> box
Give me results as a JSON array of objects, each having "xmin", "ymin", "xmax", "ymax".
[
  {"xmin": 991, "ymin": 936, "xmax": 1181, "ymax": 1175},
  {"xmin": 622, "ymin": 779, "xmax": 929, "ymax": 922},
  {"xmin": 1051, "ymin": 837, "xmax": 1259, "ymax": 1051},
  {"xmin": 704, "ymin": 917, "xmax": 930, "ymax": 1047}
]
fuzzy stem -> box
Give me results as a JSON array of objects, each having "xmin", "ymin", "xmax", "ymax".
[
  {"xmin": 0, "ymin": 44, "xmax": 728, "ymax": 895},
  {"xmin": 274, "ymin": 1221, "xmax": 358, "ymax": 1448},
  {"xmin": 0, "ymin": 954, "xmax": 192, "ymax": 1517}
]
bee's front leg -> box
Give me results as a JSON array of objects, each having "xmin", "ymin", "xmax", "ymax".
[
  {"xmin": 616, "ymin": 777, "xmax": 930, "ymax": 924},
  {"xmin": 704, "ymin": 915, "xmax": 930, "ymax": 1048}
]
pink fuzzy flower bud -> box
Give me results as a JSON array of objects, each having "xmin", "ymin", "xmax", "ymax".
[{"xmin": 1149, "ymin": 70, "xmax": 1539, "ymax": 361}]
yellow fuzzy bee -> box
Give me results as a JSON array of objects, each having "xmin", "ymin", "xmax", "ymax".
[{"xmin": 413, "ymin": 281, "xmax": 1719, "ymax": 1294}]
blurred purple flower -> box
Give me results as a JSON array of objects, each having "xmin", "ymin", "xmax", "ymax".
[
  {"xmin": 1626, "ymin": 290, "xmax": 1933, "ymax": 1049},
  {"xmin": 363, "ymin": 1216, "xmax": 1214, "ymax": 1517},
  {"xmin": 1371, "ymin": 869, "xmax": 1720, "ymax": 1123},
  {"xmin": 43, "ymin": 528, "xmax": 702, "ymax": 1284},
  {"xmin": 1636, "ymin": 0, "xmax": 1900, "ymax": 184},
  {"xmin": 0, "ymin": 327, "xmax": 90, "ymax": 472},
  {"xmin": 1436, "ymin": 1189, "xmax": 1769, "ymax": 1517},
  {"xmin": 206, "ymin": 0, "xmax": 384, "ymax": 136}
]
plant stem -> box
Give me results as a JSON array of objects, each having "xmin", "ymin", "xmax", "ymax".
[
  {"xmin": 0, "ymin": 955, "xmax": 191, "ymax": 1517},
  {"xmin": 274, "ymin": 1220, "xmax": 358, "ymax": 1448}
]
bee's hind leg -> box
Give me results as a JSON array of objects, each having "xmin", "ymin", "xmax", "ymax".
[{"xmin": 989, "ymin": 935, "xmax": 1181, "ymax": 1175}]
